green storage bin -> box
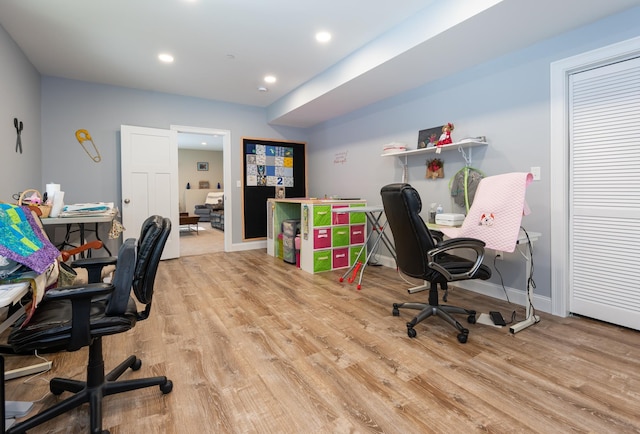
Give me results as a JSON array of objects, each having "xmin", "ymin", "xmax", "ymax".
[
  {"xmin": 313, "ymin": 250, "xmax": 332, "ymax": 272},
  {"xmin": 312, "ymin": 205, "xmax": 332, "ymax": 227},
  {"xmin": 349, "ymin": 204, "xmax": 366, "ymax": 224},
  {"xmin": 332, "ymin": 226, "xmax": 350, "ymax": 247},
  {"xmin": 350, "ymin": 246, "xmax": 366, "ymax": 266}
]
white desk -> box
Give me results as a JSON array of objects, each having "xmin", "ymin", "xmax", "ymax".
[
  {"xmin": 424, "ymin": 226, "xmax": 541, "ymax": 333},
  {"xmin": 41, "ymin": 211, "xmax": 115, "ymax": 257}
]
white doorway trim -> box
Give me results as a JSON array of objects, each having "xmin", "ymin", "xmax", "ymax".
[
  {"xmin": 171, "ymin": 124, "xmax": 232, "ymax": 252},
  {"xmin": 549, "ymin": 35, "xmax": 640, "ymax": 317}
]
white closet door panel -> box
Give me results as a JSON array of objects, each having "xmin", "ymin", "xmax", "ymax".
[{"xmin": 569, "ymin": 56, "xmax": 640, "ymax": 330}]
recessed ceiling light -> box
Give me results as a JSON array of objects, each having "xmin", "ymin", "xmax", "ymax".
[
  {"xmin": 264, "ymin": 75, "xmax": 276, "ymax": 84},
  {"xmin": 316, "ymin": 31, "xmax": 331, "ymax": 43},
  {"xmin": 258, "ymin": 86, "xmax": 268, "ymax": 92},
  {"xmin": 158, "ymin": 53, "xmax": 174, "ymax": 63},
  {"xmin": 201, "ymin": 142, "xmax": 207, "ymax": 145}
]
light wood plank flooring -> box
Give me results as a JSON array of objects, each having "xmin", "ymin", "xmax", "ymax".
[{"xmin": 4, "ymin": 249, "xmax": 640, "ymax": 433}]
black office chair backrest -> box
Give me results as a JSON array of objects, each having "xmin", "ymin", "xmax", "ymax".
[
  {"xmin": 105, "ymin": 238, "xmax": 137, "ymax": 316},
  {"xmin": 381, "ymin": 183, "xmax": 437, "ymax": 279},
  {"xmin": 132, "ymin": 216, "xmax": 171, "ymax": 312}
]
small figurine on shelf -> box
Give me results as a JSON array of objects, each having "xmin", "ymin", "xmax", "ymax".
[{"xmin": 436, "ymin": 122, "xmax": 454, "ymax": 153}]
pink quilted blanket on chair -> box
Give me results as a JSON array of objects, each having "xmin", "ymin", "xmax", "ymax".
[{"xmin": 441, "ymin": 172, "xmax": 533, "ymax": 252}]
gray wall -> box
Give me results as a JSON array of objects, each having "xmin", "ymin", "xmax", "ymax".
[
  {"xmin": 0, "ymin": 24, "xmax": 42, "ymax": 199},
  {"xmin": 39, "ymin": 77, "xmax": 306, "ymax": 248},
  {"xmin": 306, "ymin": 6, "xmax": 640, "ymax": 301}
]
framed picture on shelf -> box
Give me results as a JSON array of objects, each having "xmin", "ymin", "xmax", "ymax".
[
  {"xmin": 417, "ymin": 126, "xmax": 444, "ymax": 149},
  {"xmin": 199, "ymin": 181, "xmax": 210, "ymax": 189},
  {"xmin": 197, "ymin": 162, "xmax": 209, "ymax": 171}
]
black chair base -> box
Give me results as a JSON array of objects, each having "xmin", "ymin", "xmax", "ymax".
[
  {"xmin": 8, "ymin": 338, "xmax": 172, "ymax": 434},
  {"xmin": 392, "ymin": 285, "xmax": 476, "ymax": 343}
]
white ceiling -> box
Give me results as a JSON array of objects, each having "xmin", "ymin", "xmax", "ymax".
[
  {"xmin": 177, "ymin": 132, "xmax": 223, "ymax": 151},
  {"xmin": 1, "ymin": 0, "xmax": 639, "ymax": 132}
]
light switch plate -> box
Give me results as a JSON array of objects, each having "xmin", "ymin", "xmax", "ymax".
[{"xmin": 530, "ymin": 166, "xmax": 541, "ymax": 181}]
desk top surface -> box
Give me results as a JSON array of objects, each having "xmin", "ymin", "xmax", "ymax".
[{"xmin": 41, "ymin": 211, "xmax": 116, "ymax": 225}]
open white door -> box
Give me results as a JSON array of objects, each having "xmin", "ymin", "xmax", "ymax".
[{"xmin": 121, "ymin": 125, "xmax": 179, "ymax": 259}]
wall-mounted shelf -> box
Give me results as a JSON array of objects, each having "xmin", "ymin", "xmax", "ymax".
[
  {"xmin": 381, "ymin": 139, "xmax": 487, "ymax": 183},
  {"xmin": 381, "ymin": 139, "xmax": 487, "ymax": 157}
]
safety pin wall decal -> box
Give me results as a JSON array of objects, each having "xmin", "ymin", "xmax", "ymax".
[{"xmin": 75, "ymin": 129, "xmax": 102, "ymax": 163}]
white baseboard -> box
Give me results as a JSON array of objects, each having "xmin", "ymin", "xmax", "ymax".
[{"xmin": 231, "ymin": 239, "xmax": 267, "ymax": 252}]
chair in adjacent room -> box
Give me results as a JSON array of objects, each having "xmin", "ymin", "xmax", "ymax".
[
  {"xmin": 380, "ymin": 183, "xmax": 492, "ymax": 343},
  {"xmin": 5, "ymin": 215, "xmax": 173, "ymax": 434}
]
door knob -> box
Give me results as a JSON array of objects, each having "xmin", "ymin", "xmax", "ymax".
[{"xmin": 124, "ymin": 199, "xmax": 130, "ymax": 204}]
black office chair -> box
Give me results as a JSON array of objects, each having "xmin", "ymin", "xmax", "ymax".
[
  {"xmin": 6, "ymin": 216, "xmax": 173, "ymax": 434},
  {"xmin": 380, "ymin": 183, "xmax": 491, "ymax": 343}
]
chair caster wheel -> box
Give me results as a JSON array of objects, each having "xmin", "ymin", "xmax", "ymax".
[
  {"xmin": 407, "ymin": 327, "xmax": 417, "ymax": 338},
  {"xmin": 132, "ymin": 357, "xmax": 142, "ymax": 371},
  {"xmin": 392, "ymin": 304, "xmax": 400, "ymax": 316},
  {"xmin": 457, "ymin": 330, "xmax": 469, "ymax": 343},
  {"xmin": 467, "ymin": 315, "xmax": 476, "ymax": 324},
  {"xmin": 161, "ymin": 379, "xmax": 173, "ymax": 394}
]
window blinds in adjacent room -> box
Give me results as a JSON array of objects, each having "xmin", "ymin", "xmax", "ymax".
[{"xmin": 568, "ymin": 55, "xmax": 640, "ymax": 330}]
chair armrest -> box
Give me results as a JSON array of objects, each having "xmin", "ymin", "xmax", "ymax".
[
  {"xmin": 71, "ymin": 256, "xmax": 118, "ymax": 283},
  {"xmin": 42, "ymin": 283, "xmax": 115, "ymax": 350},
  {"xmin": 427, "ymin": 238, "xmax": 486, "ymax": 281},
  {"xmin": 43, "ymin": 282, "xmax": 114, "ymax": 301},
  {"xmin": 60, "ymin": 240, "xmax": 103, "ymax": 262}
]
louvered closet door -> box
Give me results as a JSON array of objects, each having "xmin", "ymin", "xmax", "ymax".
[{"xmin": 569, "ymin": 56, "xmax": 640, "ymax": 330}]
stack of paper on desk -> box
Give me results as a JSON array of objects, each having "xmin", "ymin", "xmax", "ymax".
[{"xmin": 59, "ymin": 202, "xmax": 114, "ymax": 217}]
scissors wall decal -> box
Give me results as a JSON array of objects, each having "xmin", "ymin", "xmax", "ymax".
[{"xmin": 14, "ymin": 117, "xmax": 23, "ymax": 154}]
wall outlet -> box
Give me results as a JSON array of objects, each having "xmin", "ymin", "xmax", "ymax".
[
  {"xmin": 495, "ymin": 251, "xmax": 503, "ymax": 260},
  {"xmin": 530, "ymin": 166, "xmax": 541, "ymax": 181}
]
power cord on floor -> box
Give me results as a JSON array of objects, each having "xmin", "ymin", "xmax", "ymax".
[
  {"xmin": 491, "ymin": 227, "xmax": 540, "ymax": 326},
  {"xmin": 22, "ymin": 350, "xmax": 52, "ymax": 385}
]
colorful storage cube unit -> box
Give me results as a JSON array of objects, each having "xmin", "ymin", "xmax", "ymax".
[{"xmin": 267, "ymin": 199, "xmax": 366, "ymax": 274}]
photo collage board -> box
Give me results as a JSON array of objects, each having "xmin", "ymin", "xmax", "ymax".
[{"xmin": 245, "ymin": 143, "xmax": 295, "ymax": 187}]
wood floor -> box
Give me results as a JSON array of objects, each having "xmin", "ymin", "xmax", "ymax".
[{"xmin": 4, "ymin": 249, "xmax": 640, "ymax": 433}]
